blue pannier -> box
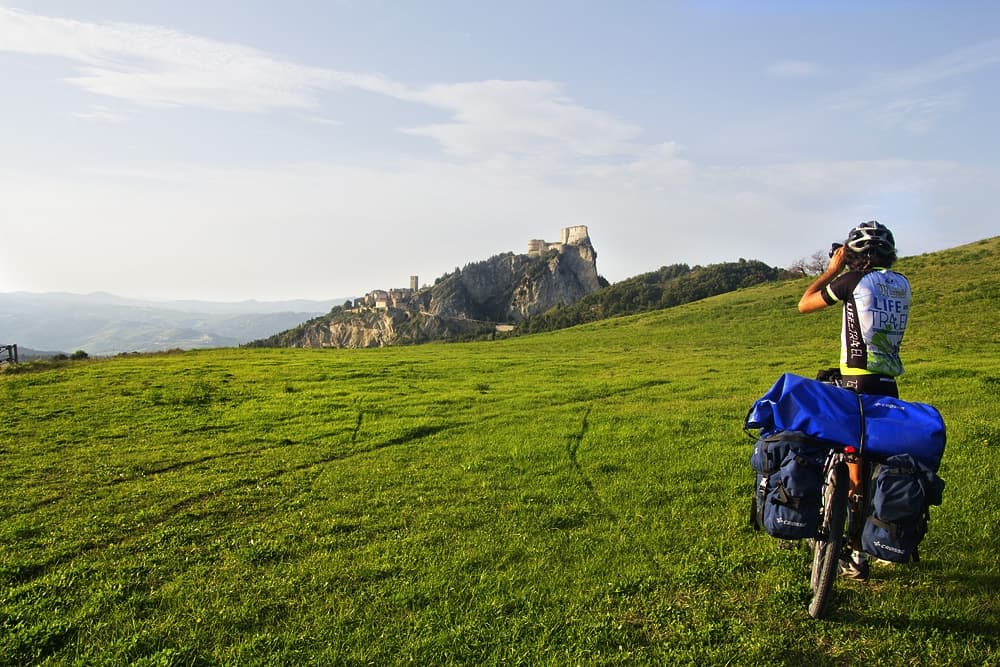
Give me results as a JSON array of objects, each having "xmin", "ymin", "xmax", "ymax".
[
  {"xmin": 862, "ymin": 454, "xmax": 945, "ymax": 563},
  {"xmin": 749, "ymin": 431, "xmax": 826, "ymax": 540},
  {"xmin": 744, "ymin": 373, "xmax": 946, "ymax": 470}
]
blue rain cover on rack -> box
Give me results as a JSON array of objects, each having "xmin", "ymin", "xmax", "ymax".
[{"xmin": 745, "ymin": 374, "xmax": 946, "ymax": 470}]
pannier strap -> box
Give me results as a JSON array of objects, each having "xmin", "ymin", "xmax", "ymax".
[
  {"xmin": 855, "ymin": 392, "xmax": 865, "ymax": 450},
  {"xmin": 752, "ymin": 477, "xmax": 768, "ymax": 530},
  {"xmin": 769, "ymin": 481, "xmax": 807, "ymax": 510},
  {"xmin": 774, "ymin": 483, "xmax": 789, "ymax": 506},
  {"xmin": 762, "ymin": 432, "xmax": 820, "ymax": 446},
  {"xmin": 761, "ymin": 431, "xmax": 840, "ymax": 455},
  {"xmin": 793, "ymin": 454, "xmax": 822, "ymax": 471}
]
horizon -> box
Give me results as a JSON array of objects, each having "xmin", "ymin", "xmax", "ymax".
[
  {"xmin": 2, "ymin": 1, "xmax": 998, "ymax": 302},
  {"xmin": 0, "ymin": 289, "xmax": 350, "ymax": 306},
  {"xmin": 1, "ymin": 229, "xmax": 995, "ymax": 307}
]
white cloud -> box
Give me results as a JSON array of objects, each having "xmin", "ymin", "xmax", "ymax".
[
  {"xmin": 574, "ymin": 142, "xmax": 697, "ymax": 189},
  {"xmin": 302, "ymin": 114, "xmax": 342, "ymax": 126},
  {"xmin": 744, "ymin": 159, "xmax": 951, "ymax": 198},
  {"xmin": 0, "ymin": 8, "xmax": 327, "ymax": 111},
  {"xmin": 402, "ymin": 80, "xmax": 641, "ymax": 159},
  {"xmin": 0, "ymin": 7, "xmax": 641, "ymax": 163},
  {"xmin": 767, "ymin": 60, "xmax": 824, "ymax": 78},
  {"xmin": 877, "ymin": 39, "xmax": 1000, "ymax": 91},
  {"xmin": 6, "ymin": 149, "xmax": 989, "ymax": 299},
  {"xmin": 1, "ymin": 7, "xmax": 996, "ymax": 300},
  {"xmin": 829, "ymin": 38, "xmax": 1000, "ymax": 132},
  {"xmin": 73, "ymin": 105, "xmax": 129, "ymax": 123},
  {"xmin": 876, "ymin": 92, "xmax": 965, "ymax": 133}
]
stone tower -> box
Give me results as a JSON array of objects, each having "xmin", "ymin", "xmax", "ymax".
[
  {"xmin": 561, "ymin": 225, "xmax": 590, "ymax": 245},
  {"xmin": 410, "ymin": 275, "xmax": 419, "ymax": 291}
]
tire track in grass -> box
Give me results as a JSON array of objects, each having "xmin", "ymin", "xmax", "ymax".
[
  {"xmin": 422, "ymin": 378, "xmax": 672, "ymax": 438},
  {"xmin": 566, "ymin": 407, "xmax": 617, "ymax": 521},
  {"xmin": 115, "ymin": 449, "xmax": 259, "ymax": 481},
  {"xmin": 6, "ymin": 415, "xmax": 458, "ymax": 587},
  {"xmin": 351, "ymin": 409, "xmax": 363, "ymax": 444},
  {"xmin": 161, "ymin": 420, "xmax": 456, "ymax": 519},
  {"xmin": 566, "ymin": 405, "xmax": 665, "ymax": 568},
  {"xmin": 566, "ymin": 407, "xmax": 592, "ymax": 488}
]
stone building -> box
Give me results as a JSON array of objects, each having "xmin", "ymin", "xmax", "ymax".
[{"xmin": 527, "ymin": 225, "xmax": 591, "ymax": 257}]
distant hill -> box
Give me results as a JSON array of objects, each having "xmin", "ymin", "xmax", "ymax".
[
  {"xmin": 518, "ymin": 258, "xmax": 787, "ymax": 334},
  {"xmin": 249, "ymin": 252, "xmax": 787, "ymax": 348},
  {"xmin": 250, "ymin": 227, "xmax": 987, "ymax": 349},
  {"xmin": 9, "ymin": 346, "xmax": 78, "ymax": 362},
  {"xmin": 0, "ymin": 292, "xmax": 348, "ymax": 356}
]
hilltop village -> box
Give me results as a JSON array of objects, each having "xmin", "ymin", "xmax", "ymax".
[
  {"xmin": 348, "ymin": 225, "xmax": 594, "ymax": 316},
  {"xmin": 349, "ymin": 275, "xmax": 421, "ymax": 313}
]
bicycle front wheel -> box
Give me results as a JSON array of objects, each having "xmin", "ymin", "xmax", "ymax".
[{"xmin": 808, "ymin": 460, "xmax": 849, "ymax": 619}]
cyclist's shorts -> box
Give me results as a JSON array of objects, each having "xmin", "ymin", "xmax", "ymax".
[{"xmin": 841, "ymin": 374, "xmax": 898, "ymax": 398}]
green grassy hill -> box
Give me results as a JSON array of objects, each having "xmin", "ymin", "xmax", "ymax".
[{"xmin": 2, "ymin": 237, "xmax": 998, "ymax": 665}]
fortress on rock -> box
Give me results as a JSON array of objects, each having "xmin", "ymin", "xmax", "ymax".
[
  {"xmin": 527, "ymin": 225, "xmax": 591, "ymax": 257},
  {"xmin": 357, "ymin": 226, "xmax": 596, "ymax": 312},
  {"xmin": 257, "ymin": 225, "xmax": 602, "ymax": 348}
]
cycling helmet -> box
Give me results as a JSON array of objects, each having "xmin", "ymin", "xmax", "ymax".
[{"xmin": 845, "ymin": 220, "xmax": 896, "ymax": 255}]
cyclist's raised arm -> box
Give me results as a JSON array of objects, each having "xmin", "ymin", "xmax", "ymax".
[{"xmin": 798, "ymin": 246, "xmax": 847, "ymax": 313}]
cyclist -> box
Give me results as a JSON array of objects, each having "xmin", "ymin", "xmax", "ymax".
[{"xmin": 797, "ymin": 220, "xmax": 911, "ymax": 580}]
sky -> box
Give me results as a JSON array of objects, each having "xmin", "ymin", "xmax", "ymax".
[{"xmin": 1, "ymin": 1, "xmax": 998, "ymax": 302}]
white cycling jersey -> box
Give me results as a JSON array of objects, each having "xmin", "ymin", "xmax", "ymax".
[{"xmin": 822, "ymin": 268, "xmax": 911, "ymax": 377}]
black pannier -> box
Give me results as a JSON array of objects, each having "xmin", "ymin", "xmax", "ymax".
[
  {"xmin": 750, "ymin": 431, "xmax": 827, "ymax": 540},
  {"xmin": 862, "ymin": 453, "xmax": 945, "ymax": 563}
]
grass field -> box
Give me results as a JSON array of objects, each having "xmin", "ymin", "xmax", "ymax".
[{"xmin": 2, "ymin": 237, "xmax": 998, "ymax": 665}]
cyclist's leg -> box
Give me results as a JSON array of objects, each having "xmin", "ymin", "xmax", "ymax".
[
  {"xmin": 835, "ymin": 372, "xmax": 899, "ymax": 581},
  {"xmin": 841, "ymin": 458, "xmax": 869, "ymax": 580},
  {"xmin": 848, "ymin": 459, "xmax": 863, "ymax": 496},
  {"xmin": 847, "ymin": 457, "xmax": 863, "ymax": 544},
  {"xmin": 842, "ymin": 373, "xmax": 898, "ymax": 542}
]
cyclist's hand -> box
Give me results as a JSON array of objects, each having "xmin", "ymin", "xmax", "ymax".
[
  {"xmin": 799, "ymin": 245, "xmax": 849, "ymax": 312},
  {"xmin": 827, "ymin": 246, "xmax": 847, "ymax": 274}
]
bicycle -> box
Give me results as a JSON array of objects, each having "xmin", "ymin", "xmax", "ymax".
[
  {"xmin": 807, "ymin": 441, "xmax": 866, "ymax": 619},
  {"xmin": 747, "ymin": 371, "xmax": 946, "ymax": 620},
  {"xmin": 749, "ymin": 432, "xmax": 868, "ymax": 619}
]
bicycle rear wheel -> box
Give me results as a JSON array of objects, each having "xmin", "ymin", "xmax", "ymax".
[{"xmin": 808, "ymin": 460, "xmax": 849, "ymax": 619}]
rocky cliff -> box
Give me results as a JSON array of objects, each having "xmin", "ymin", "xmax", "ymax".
[
  {"xmin": 250, "ymin": 229, "xmax": 604, "ymax": 349},
  {"xmin": 288, "ymin": 309, "xmax": 496, "ymax": 349},
  {"xmin": 425, "ymin": 236, "xmax": 602, "ymax": 322}
]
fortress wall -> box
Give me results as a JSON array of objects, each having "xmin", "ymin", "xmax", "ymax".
[
  {"xmin": 528, "ymin": 226, "xmax": 589, "ymax": 256},
  {"xmin": 527, "ymin": 239, "xmax": 547, "ymax": 256}
]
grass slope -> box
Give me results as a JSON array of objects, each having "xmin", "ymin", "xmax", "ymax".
[{"xmin": 2, "ymin": 237, "xmax": 998, "ymax": 665}]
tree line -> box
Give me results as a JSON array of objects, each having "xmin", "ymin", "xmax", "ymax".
[{"xmin": 518, "ymin": 259, "xmax": 789, "ymax": 334}]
